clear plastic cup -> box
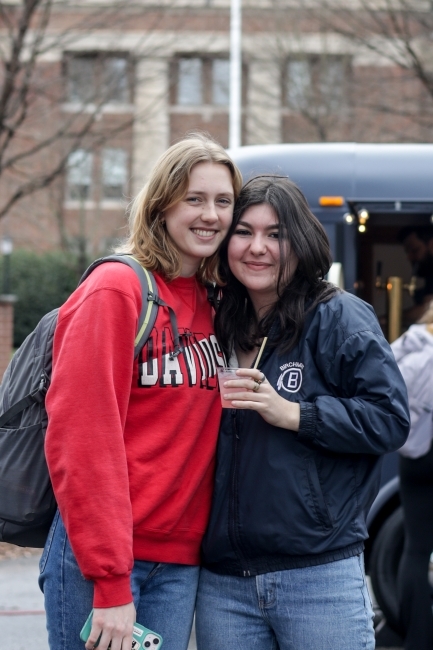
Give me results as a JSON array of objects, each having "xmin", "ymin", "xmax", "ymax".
[{"xmin": 217, "ymin": 367, "xmax": 243, "ymax": 408}]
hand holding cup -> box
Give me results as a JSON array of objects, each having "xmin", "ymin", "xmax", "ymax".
[{"xmin": 217, "ymin": 366, "xmax": 300, "ymax": 431}]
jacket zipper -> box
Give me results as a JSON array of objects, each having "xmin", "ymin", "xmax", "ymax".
[{"xmin": 229, "ymin": 410, "xmax": 251, "ymax": 577}]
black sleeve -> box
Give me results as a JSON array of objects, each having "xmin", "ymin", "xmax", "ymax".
[{"xmin": 297, "ymin": 326, "xmax": 410, "ymax": 456}]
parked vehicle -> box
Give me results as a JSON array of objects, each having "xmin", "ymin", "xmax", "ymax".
[{"xmin": 230, "ymin": 142, "xmax": 433, "ymax": 632}]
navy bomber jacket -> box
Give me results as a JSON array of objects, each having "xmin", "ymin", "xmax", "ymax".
[{"xmin": 202, "ymin": 291, "xmax": 410, "ymax": 577}]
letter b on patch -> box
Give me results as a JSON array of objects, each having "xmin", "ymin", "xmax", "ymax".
[{"xmin": 277, "ymin": 368, "xmax": 303, "ymax": 393}]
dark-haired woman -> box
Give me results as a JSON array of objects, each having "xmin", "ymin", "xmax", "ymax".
[{"xmin": 195, "ymin": 176, "xmax": 410, "ymax": 650}]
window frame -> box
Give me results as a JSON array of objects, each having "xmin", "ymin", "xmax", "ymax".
[
  {"xmin": 64, "ymin": 52, "xmax": 133, "ymax": 106},
  {"xmin": 101, "ymin": 147, "xmax": 129, "ymax": 201},
  {"xmin": 172, "ymin": 55, "xmax": 231, "ymax": 108},
  {"xmin": 66, "ymin": 149, "xmax": 94, "ymax": 202},
  {"xmin": 284, "ymin": 54, "xmax": 351, "ymax": 114}
]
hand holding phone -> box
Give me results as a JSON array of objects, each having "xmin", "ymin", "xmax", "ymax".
[{"xmin": 80, "ymin": 609, "xmax": 163, "ymax": 650}]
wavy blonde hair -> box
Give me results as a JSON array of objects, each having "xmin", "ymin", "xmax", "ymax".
[{"xmin": 117, "ymin": 133, "xmax": 243, "ymax": 284}]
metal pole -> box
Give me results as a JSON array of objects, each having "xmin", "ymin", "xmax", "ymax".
[
  {"xmin": 387, "ymin": 276, "xmax": 402, "ymax": 343},
  {"xmin": 229, "ymin": 0, "xmax": 242, "ymax": 149}
]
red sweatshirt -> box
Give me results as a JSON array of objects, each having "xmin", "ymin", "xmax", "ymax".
[{"xmin": 45, "ymin": 263, "xmax": 224, "ymax": 608}]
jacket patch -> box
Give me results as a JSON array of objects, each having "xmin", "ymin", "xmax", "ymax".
[{"xmin": 277, "ymin": 363, "xmax": 303, "ymax": 393}]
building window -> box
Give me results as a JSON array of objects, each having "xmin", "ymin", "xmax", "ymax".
[
  {"xmin": 103, "ymin": 57, "xmax": 130, "ymax": 104},
  {"xmin": 67, "ymin": 150, "xmax": 93, "ymax": 200},
  {"xmin": 66, "ymin": 148, "xmax": 129, "ymax": 203},
  {"xmin": 66, "ymin": 54, "xmax": 131, "ymax": 104},
  {"xmin": 212, "ymin": 59, "xmax": 230, "ymax": 105},
  {"xmin": 178, "ymin": 58, "xmax": 203, "ymax": 105},
  {"xmin": 286, "ymin": 56, "xmax": 348, "ymax": 113},
  {"xmin": 68, "ymin": 57, "xmax": 95, "ymax": 104},
  {"xmin": 175, "ymin": 57, "xmax": 230, "ymax": 106},
  {"xmin": 102, "ymin": 148, "xmax": 128, "ymax": 200},
  {"xmin": 287, "ymin": 59, "xmax": 311, "ymax": 110},
  {"xmin": 319, "ymin": 58, "xmax": 346, "ymax": 110}
]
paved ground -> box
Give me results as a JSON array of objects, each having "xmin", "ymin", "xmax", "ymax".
[
  {"xmin": 0, "ymin": 552, "xmax": 48, "ymax": 650},
  {"xmin": 0, "ymin": 546, "xmax": 197, "ymax": 650},
  {"xmin": 0, "ymin": 544, "xmax": 398, "ymax": 650}
]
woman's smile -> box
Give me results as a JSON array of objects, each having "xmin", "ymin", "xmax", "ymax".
[
  {"xmin": 191, "ymin": 228, "xmax": 219, "ymax": 238},
  {"xmin": 243, "ymin": 261, "xmax": 273, "ymax": 269}
]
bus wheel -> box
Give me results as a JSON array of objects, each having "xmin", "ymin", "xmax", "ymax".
[{"xmin": 369, "ymin": 506, "xmax": 404, "ymax": 634}]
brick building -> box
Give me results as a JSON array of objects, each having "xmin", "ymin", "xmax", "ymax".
[
  {"xmin": 0, "ymin": 0, "xmax": 432, "ymax": 376},
  {"xmin": 0, "ymin": 0, "xmax": 432, "ymax": 257}
]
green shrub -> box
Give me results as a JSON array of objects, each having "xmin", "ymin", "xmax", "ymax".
[{"xmin": 0, "ymin": 251, "xmax": 82, "ymax": 348}]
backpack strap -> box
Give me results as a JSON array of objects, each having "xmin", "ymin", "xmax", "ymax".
[
  {"xmin": 148, "ymin": 292, "xmax": 182, "ymax": 359},
  {"xmin": 79, "ymin": 254, "xmax": 159, "ymax": 359},
  {"xmin": 205, "ymin": 283, "xmax": 220, "ymax": 311},
  {"xmin": 0, "ymin": 381, "xmax": 47, "ymax": 428}
]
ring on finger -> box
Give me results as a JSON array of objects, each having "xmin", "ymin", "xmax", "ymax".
[{"xmin": 252, "ymin": 380, "xmax": 261, "ymax": 392}]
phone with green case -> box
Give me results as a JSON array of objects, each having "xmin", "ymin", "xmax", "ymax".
[{"xmin": 80, "ymin": 609, "xmax": 163, "ymax": 649}]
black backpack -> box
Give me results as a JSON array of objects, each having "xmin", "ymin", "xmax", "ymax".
[{"xmin": 0, "ymin": 255, "xmax": 162, "ymax": 548}]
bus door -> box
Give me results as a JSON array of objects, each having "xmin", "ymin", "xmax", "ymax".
[{"xmin": 346, "ymin": 199, "xmax": 433, "ymax": 341}]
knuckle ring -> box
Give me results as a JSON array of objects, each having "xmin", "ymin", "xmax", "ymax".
[{"xmin": 253, "ymin": 380, "xmax": 261, "ymax": 392}]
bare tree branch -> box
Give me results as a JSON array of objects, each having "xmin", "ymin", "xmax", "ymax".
[
  {"xmin": 318, "ymin": 0, "xmax": 433, "ymax": 94},
  {"xmin": 0, "ymin": 0, "xmax": 189, "ymax": 232}
]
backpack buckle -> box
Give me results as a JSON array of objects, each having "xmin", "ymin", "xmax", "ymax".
[
  {"xmin": 169, "ymin": 347, "xmax": 182, "ymax": 360},
  {"xmin": 32, "ymin": 374, "xmax": 48, "ymax": 403}
]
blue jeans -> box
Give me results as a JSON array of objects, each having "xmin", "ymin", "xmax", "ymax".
[
  {"xmin": 39, "ymin": 512, "xmax": 199, "ymax": 650},
  {"xmin": 195, "ymin": 555, "xmax": 375, "ymax": 650}
]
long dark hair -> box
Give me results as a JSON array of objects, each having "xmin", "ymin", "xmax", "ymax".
[{"xmin": 215, "ymin": 175, "xmax": 337, "ymax": 358}]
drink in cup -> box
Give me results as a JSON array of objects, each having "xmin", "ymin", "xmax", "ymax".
[{"xmin": 217, "ymin": 367, "xmax": 243, "ymax": 408}]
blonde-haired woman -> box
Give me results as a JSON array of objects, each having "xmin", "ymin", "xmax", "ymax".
[{"xmin": 39, "ymin": 134, "xmax": 242, "ymax": 650}]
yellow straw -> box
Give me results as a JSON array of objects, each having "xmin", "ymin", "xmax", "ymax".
[{"xmin": 253, "ymin": 337, "xmax": 268, "ymax": 369}]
